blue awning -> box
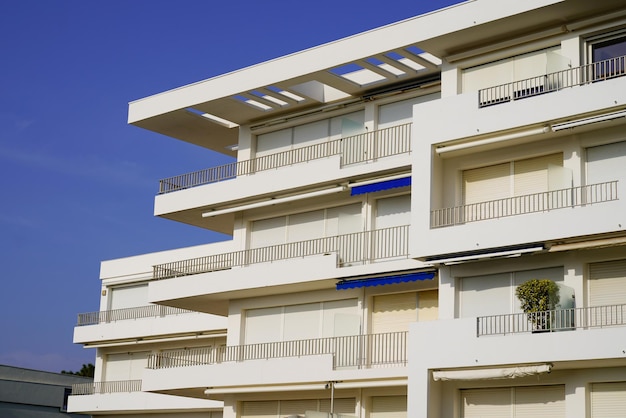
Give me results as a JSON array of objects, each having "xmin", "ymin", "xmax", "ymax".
[
  {"xmin": 336, "ymin": 271, "xmax": 435, "ymax": 290},
  {"xmin": 350, "ymin": 176, "xmax": 411, "ymax": 196}
]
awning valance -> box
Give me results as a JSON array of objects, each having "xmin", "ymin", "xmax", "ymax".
[
  {"xmin": 350, "ymin": 176, "xmax": 411, "ymax": 196},
  {"xmin": 336, "ymin": 271, "xmax": 435, "ymax": 290}
]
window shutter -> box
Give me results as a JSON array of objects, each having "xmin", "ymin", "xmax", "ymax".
[
  {"xmin": 372, "ymin": 292, "xmax": 417, "ymax": 333},
  {"xmin": 241, "ymin": 400, "xmax": 279, "ymax": 418},
  {"xmin": 371, "ymin": 395, "xmax": 407, "ymax": 418},
  {"xmin": 591, "ymin": 382, "xmax": 626, "ymax": 417},
  {"xmin": 589, "ymin": 259, "xmax": 626, "ymax": 306},
  {"xmin": 463, "ymin": 162, "xmax": 511, "ymax": 204},
  {"xmin": 514, "ymin": 385, "xmax": 565, "ymax": 418},
  {"xmin": 513, "ymin": 153, "xmax": 562, "ymax": 197}
]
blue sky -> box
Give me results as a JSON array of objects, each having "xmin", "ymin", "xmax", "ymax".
[{"xmin": 0, "ymin": 0, "xmax": 461, "ymax": 373}]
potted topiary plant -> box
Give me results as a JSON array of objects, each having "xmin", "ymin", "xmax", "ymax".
[{"xmin": 515, "ymin": 279, "xmax": 560, "ymax": 332}]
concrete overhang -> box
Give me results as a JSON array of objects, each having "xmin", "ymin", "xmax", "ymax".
[{"xmin": 128, "ymin": 0, "xmax": 596, "ymax": 153}]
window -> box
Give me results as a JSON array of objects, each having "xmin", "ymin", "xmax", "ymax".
[
  {"xmin": 244, "ymin": 299, "xmax": 359, "ymax": 344},
  {"xmin": 586, "ymin": 140, "xmax": 626, "ymax": 185},
  {"xmin": 590, "ymin": 33, "xmax": 626, "ymax": 80},
  {"xmin": 104, "ymin": 351, "xmax": 149, "ymax": 381},
  {"xmin": 588, "ymin": 259, "xmax": 626, "ymax": 306},
  {"xmin": 240, "ymin": 398, "xmax": 356, "ymax": 418},
  {"xmin": 250, "ymin": 203, "xmax": 362, "ymax": 248},
  {"xmin": 463, "ymin": 153, "xmax": 564, "ymax": 205},
  {"xmin": 108, "ymin": 283, "xmax": 149, "ymax": 310},
  {"xmin": 461, "ymin": 385, "xmax": 565, "ymax": 418},
  {"xmin": 459, "ymin": 267, "xmax": 563, "ymax": 318},
  {"xmin": 255, "ymin": 111, "xmax": 364, "ymax": 158},
  {"xmin": 462, "ymin": 47, "xmax": 566, "ymax": 93},
  {"xmin": 371, "ymin": 290, "xmax": 438, "ymax": 333},
  {"xmin": 371, "ymin": 395, "xmax": 407, "ymax": 418},
  {"xmin": 590, "ymin": 382, "xmax": 626, "ymax": 417}
]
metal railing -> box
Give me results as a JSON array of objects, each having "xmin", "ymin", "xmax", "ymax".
[
  {"xmin": 153, "ymin": 225, "xmax": 409, "ymax": 280},
  {"xmin": 71, "ymin": 380, "xmax": 142, "ymax": 395},
  {"xmin": 430, "ymin": 180, "xmax": 618, "ymax": 228},
  {"xmin": 158, "ymin": 123, "xmax": 412, "ymax": 194},
  {"xmin": 76, "ymin": 304, "xmax": 196, "ymax": 326},
  {"xmin": 147, "ymin": 331, "xmax": 407, "ymax": 370},
  {"xmin": 477, "ymin": 303, "xmax": 626, "ymax": 336},
  {"xmin": 479, "ymin": 54, "xmax": 626, "ymax": 107}
]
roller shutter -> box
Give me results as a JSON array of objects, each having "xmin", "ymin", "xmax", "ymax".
[
  {"xmin": 371, "ymin": 293, "xmax": 417, "ymax": 333},
  {"xmin": 461, "ymin": 386, "xmax": 564, "ymax": 418},
  {"xmin": 589, "ymin": 259, "xmax": 626, "ymax": 306},
  {"xmin": 370, "ymin": 395, "xmax": 407, "ymax": 418},
  {"xmin": 591, "ymin": 382, "xmax": 626, "ymax": 417}
]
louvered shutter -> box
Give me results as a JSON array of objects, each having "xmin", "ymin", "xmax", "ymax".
[
  {"xmin": 514, "ymin": 385, "xmax": 565, "ymax": 417},
  {"xmin": 463, "ymin": 163, "xmax": 511, "ymax": 205},
  {"xmin": 462, "ymin": 388, "xmax": 512, "ymax": 418},
  {"xmin": 370, "ymin": 395, "xmax": 407, "ymax": 418},
  {"xmin": 591, "ymin": 382, "xmax": 626, "ymax": 417},
  {"xmin": 513, "ymin": 153, "xmax": 562, "ymax": 197},
  {"xmin": 280, "ymin": 399, "xmax": 318, "ymax": 416},
  {"xmin": 589, "ymin": 259, "xmax": 626, "ymax": 306},
  {"xmin": 241, "ymin": 400, "xmax": 279, "ymax": 418},
  {"xmin": 417, "ymin": 290, "xmax": 438, "ymax": 321},
  {"xmin": 371, "ymin": 292, "xmax": 417, "ymax": 333}
]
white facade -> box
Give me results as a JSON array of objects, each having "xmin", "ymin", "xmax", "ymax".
[{"xmin": 70, "ymin": 1, "xmax": 626, "ymax": 417}]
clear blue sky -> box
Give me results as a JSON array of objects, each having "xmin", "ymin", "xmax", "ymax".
[{"xmin": 0, "ymin": 0, "xmax": 461, "ymax": 373}]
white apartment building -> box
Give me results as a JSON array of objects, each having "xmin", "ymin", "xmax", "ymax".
[{"xmin": 69, "ymin": 0, "xmax": 626, "ymax": 417}]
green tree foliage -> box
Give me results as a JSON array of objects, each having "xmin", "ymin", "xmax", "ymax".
[
  {"xmin": 516, "ymin": 279, "xmax": 560, "ymax": 313},
  {"xmin": 61, "ymin": 363, "xmax": 95, "ymax": 378}
]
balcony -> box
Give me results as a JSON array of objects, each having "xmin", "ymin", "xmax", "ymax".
[
  {"xmin": 477, "ymin": 303, "xmax": 626, "ymax": 337},
  {"xmin": 147, "ymin": 331, "xmax": 407, "ymax": 370},
  {"xmin": 76, "ymin": 304, "xmax": 197, "ymax": 326},
  {"xmin": 72, "ymin": 380, "xmax": 141, "ymax": 395},
  {"xmin": 158, "ymin": 123, "xmax": 411, "ymax": 194},
  {"xmin": 153, "ymin": 225, "xmax": 409, "ymax": 280},
  {"xmin": 430, "ymin": 181, "xmax": 618, "ymax": 228},
  {"xmin": 478, "ymin": 55, "xmax": 626, "ymax": 108}
]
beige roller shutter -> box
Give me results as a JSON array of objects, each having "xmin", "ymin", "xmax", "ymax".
[
  {"xmin": 461, "ymin": 386, "xmax": 564, "ymax": 418},
  {"xmin": 513, "ymin": 153, "xmax": 562, "ymax": 196},
  {"xmin": 514, "ymin": 385, "xmax": 565, "ymax": 417},
  {"xmin": 463, "ymin": 162, "xmax": 511, "ymax": 204},
  {"xmin": 371, "ymin": 395, "xmax": 407, "ymax": 418},
  {"xmin": 462, "ymin": 388, "xmax": 512, "ymax": 418},
  {"xmin": 280, "ymin": 399, "xmax": 318, "ymax": 416},
  {"xmin": 417, "ymin": 290, "xmax": 438, "ymax": 321},
  {"xmin": 371, "ymin": 292, "xmax": 417, "ymax": 333},
  {"xmin": 241, "ymin": 400, "xmax": 279, "ymax": 418},
  {"xmin": 591, "ymin": 382, "xmax": 626, "ymax": 417},
  {"xmin": 319, "ymin": 397, "xmax": 356, "ymax": 415},
  {"xmin": 589, "ymin": 259, "xmax": 626, "ymax": 306}
]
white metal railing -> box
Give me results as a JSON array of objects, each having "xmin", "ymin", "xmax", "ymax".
[
  {"xmin": 430, "ymin": 181, "xmax": 618, "ymax": 228},
  {"xmin": 71, "ymin": 380, "xmax": 142, "ymax": 395},
  {"xmin": 76, "ymin": 304, "xmax": 196, "ymax": 326},
  {"xmin": 477, "ymin": 303, "xmax": 626, "ymax": 336},
  {"xmin": 157, "ymin": 123, "xmax": 412, "ymax": 194},
  {"xmin": 153, "ymin": 225, "xmax": 409, "ymax": 280},
  {"xmin": 147, "ymin": 331, "xmax": 407, "ymax": 370},
  {"xmin": 478, "ymin": 54, "xmax": 626, "ymax": 107}
]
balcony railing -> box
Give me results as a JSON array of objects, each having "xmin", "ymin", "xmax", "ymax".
[
  {"xmin": 147, "ymin": 331, "xmax": 407, "ymax": 370},
  {"xmin": 71, "ymin": 380, "xmax": 142, "ymax": 395},
  {"xmin": 153, "ymin": 225, "xmax": 409, "ymax": 280},
  {"xmin": 76, "ymin": 304, "xmax": 196, "ymax": 326},
  {"xmin": 158, "ymin": 123, "xmax": 412, "ymax": 194},
  {"xmin": 477, "ymin": 303, "xmax": 626, "ymax": 337},
  {"xmin": 430, "ymin": 180, "xmax": 618, "ymax": 228},
  {"xmin": 478, "ymin": 54, "xmax": 626, "ymax": 107}
]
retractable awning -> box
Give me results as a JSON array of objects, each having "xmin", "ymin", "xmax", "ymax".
[
  {"xmin": 432, "ymin": 364, "xmax": 552, "ymax": 381},
  {"xmin": 350, "ymin": 176, "xmax": 411, "ymax": 196},
  {"xmin": 336, "ymin": 271, "xmax": 435, "ymax": 290}
]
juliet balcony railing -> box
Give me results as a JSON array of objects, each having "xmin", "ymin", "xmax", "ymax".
[
  {"xmin": 430, "ymin": 180, "xmax": 618, "ymax": 228},
  {"xmin": 71, "ymin": 379, "xmax": 142, "ymax": 395},
  {"xmin": 76, "ymin": 304, "xmax": 197, "ymax": 326},
  {"xmin": 147, "ymin": 331, "xmax": 407, "ymax": 370},
  {"xmin": 158, "ymin": 123, "xmax": 412, "ymax": 194},
  {"xmin": 477, "ymin": 303, "xmax": 626, "ymax": 337},
  {"xmin": 478, "ymin": 54, "xmax": 626, "ymax": 107},
  {"xmin": 153, "ymin": 225, "xmax": 409, "ymax": 280}
]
